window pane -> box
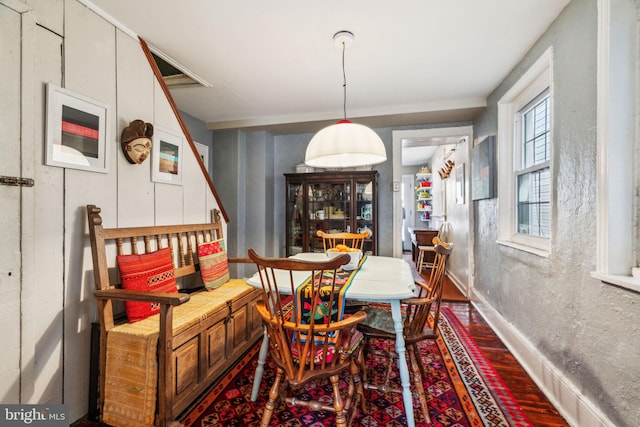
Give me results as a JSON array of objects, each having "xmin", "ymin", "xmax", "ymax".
[
  {"xmin": 522, "ymin": 96, "xmax": 550, "ymax": 169},
  {"xmin": 517, "ymin": 167, "xmax": 550, "ymax": 237}
]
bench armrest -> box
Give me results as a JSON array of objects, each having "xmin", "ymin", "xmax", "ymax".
[{"xmin": 95, "ymin": 288, "xmax": 190, "ymax": 306}]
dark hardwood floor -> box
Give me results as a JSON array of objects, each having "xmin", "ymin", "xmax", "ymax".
[
  {"xmin": 73, "ymin": 257, "xmax": 569, "ymax": 427},
  {"xmin": 443, "ymin": 302, "xmax": 569, "ymax": 427}
]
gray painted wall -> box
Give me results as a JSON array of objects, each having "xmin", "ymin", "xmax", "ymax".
[
  {"xmin": 473, "ymin": 1, "xmax": 638, "ymax": 425},
  {"xmin": 215, "ymin": 127, "xmax": 398, "ymax": 257}
]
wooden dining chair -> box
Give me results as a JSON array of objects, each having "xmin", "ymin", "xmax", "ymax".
[
  {"xmin": 248, "ymin": 248, "xmax": 367, "ymax": 427},
  {"xmin": 416, "ymin": 223, "xmax": 451, "ymax": 273},
  {"xmin": 356, "ymin": 241, "xmax": 453, "ymax": 424},
  {"xmin": 317, "ymin": 229, "xmax": 372, "ymax": 313},
  {"xmin": 317, "ymin": 230, "xmax": 370, "ymax": 252}
]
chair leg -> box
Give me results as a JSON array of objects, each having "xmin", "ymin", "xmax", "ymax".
[
  {"xmin": 330, "ymin": 374, "xmax": 348, "ymax": 427},
  {"xmin": 353, "ymin": 346, "xmax": 367, "ymax": 414},
  {"xmin": 417, "ymin": 250, "xmax": 425, "ymax": 273},
  {"xmin": 260, "ymin": 368, "xmax": 284, "ymax": 427},
  {"xmin": 413, "ymin": 344, "xmax": 428, "ymax": 385},
  {"xmin": 408, "ymin": 345, "xmax": 431, "ymax": 424}
]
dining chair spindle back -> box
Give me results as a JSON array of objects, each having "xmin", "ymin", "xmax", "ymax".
[{"xmin": 248, "ymin": 248, "xmax": 367, "ymax": 427}]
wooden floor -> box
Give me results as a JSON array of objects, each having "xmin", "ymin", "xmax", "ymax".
[
  {"xmin": 73, "ymin": 258, "xmax": 569, "ymax": 427},
  {"xmin": 443, "ymin": 302, "xmax": 569, "ymax": 426}
]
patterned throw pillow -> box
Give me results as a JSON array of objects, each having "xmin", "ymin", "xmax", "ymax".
[
  {"xmin": 116, "ymin": 247, "xmax": 178, "ymax": 323},
  {"xmin": 197, "ymin": 239, "xmax": 230, "ymax": 290}
]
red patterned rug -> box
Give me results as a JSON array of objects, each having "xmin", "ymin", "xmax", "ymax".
[{"xmin": 181, "ymin": 307, "xmax": 532, "ymax": 426}]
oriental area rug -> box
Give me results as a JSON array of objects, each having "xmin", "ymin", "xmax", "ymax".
[{"xmin": 181, "ymin": 307, "xmax": 532, "ymax": 427}]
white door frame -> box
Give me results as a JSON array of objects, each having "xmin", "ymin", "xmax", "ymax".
[{"xmin": 392, "ymin": 126, "xmax": 474, "ymax": 297}]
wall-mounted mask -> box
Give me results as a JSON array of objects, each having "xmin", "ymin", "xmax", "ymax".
[{"xmin": 121, "ymin": 119, "xmax": 154, "ymax": 164}]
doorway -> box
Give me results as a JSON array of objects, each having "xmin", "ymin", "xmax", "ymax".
[{"xmin": 392, "ymin": 126, "xmax": 474, "ymax": 298}]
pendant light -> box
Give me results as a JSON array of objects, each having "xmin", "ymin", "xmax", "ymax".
[{"xmin": 305, "ymin": 31, "xmax": 387, "ymax": 168}]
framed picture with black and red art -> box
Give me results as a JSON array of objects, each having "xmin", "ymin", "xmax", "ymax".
[{"xmin": 45, "ymin": 83, "xmax": 109, "ymax": 173}]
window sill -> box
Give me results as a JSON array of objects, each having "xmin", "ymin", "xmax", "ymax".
[
  {"xmin": 590, "ymin": 272, "xmax": 640, "ymax": 294},
  {"xmin": 496, "ymin": 239, "xmax": 550, "ymax": 258}
]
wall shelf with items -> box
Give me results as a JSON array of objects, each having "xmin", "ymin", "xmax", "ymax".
[
  {"xmin": 285, "ymin": 171, "xmax": 378, "ymax": 256},
  {"xmin": 415, "ymin": 169, "xmax": 433, "ymax": 223}
]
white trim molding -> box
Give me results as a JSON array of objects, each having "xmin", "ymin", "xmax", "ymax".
[
  {"xmin": 497, "ymin": 47, "xmax": 554, "ymax": 256},
  {"xmin": 594, "ymin": 0, "xmax": 637, "ymax": 285}
]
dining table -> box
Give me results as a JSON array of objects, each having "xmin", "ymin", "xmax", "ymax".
[{"xmin": 246, "ymin": 252, "xmax": 419, "ymax": 427}]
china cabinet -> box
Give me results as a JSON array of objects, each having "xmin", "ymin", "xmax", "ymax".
[{"xmin": 285, "ymin": 171, "xmax": 378, "ymax": 256}]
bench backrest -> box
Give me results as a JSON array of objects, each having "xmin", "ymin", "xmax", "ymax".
[{"xmin": 87, "ymin": 204, "xmax": 225, "ymax": 325}]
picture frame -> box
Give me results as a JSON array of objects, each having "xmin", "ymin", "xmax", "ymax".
[
  {"xmin": 45, "ymin": 83, "xmax": 109, "ymax": 173},
  {"xmin": 152, "ymin": 127, "xmax": 184, "ymax": 185},
  {"xmin": 455, "ymin": 163, "xmax": 465, "ymax": 204},
  {"xmin": 471, "ymin": 136, "xmax": 496, "ymax": 200}
]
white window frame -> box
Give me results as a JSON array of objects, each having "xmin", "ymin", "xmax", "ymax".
[
  {"xmin": 591, "ymin": 0, "xmax": 640, "ymax": 293},
  {"xmin": 497, "ymin": 47, "xmax": 553, "ymax": 257}
]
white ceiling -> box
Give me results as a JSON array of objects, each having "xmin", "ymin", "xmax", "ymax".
[{"xmin": 84, "ymin": 0, "xmax": 570, "ymax": 137}]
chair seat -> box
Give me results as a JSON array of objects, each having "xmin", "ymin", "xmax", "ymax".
[
  {"xmin": 358, "ymin": 307, "xmax": 438, "ymax": 343},
  {"xmin": 358, "ymin": 307, "xmax": 396, "ymax": 335},
  {"xmin": 291, "ymin": 330, "xmax": 364, "ymax": 364}
]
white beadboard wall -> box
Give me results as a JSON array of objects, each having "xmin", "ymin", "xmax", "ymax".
[{"xmin": 2, "ymin": 0, "xmax": 222, "ymax": 422}]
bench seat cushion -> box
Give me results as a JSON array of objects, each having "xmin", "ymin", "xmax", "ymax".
[{"xmin": 102, "ymin": 279, "xmax": 253, "ymax": 427}]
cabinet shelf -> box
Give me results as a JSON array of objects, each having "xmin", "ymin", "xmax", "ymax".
[{"xmin": 415, "ymin": 169, "xmax": 433, "ymax": 225}]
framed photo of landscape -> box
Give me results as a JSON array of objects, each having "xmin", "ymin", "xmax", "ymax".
[
  {"xmin": 152, "ymin": 127, "xmax": 183, "ymax": 185},
  {"xmin": 471, "ymin": 135, "xmax": 496, "ymax": 200},
  {"xmin": 45, "ymin": 83, "xmax": 109, "ymax": 173}
]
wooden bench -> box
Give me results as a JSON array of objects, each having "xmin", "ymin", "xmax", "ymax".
[{"xmin": 86, "ymin": 205, "xmax": 262, "ymax": 426}]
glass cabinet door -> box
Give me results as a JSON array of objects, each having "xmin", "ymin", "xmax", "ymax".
[
  {"xmin": 355, "ymin": 178, "xmax": 375, "ymax": 254},
  {"xmin": 286, "ymin": 181, "xmax": 304, "ymax": 255},
  {"xmin": 307, "ymin": 181, "xmax": 351, "ymax": 252}
]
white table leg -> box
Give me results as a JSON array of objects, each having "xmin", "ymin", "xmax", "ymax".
[
  {"xmin": 250, "ymin": 327, "xmax": 269, "ymax": 402},
  {"xmin": 390, "ymin": 300, "xmax": 415, "ymax": 427}
]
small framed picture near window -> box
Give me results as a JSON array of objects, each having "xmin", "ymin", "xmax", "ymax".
[
  {"xmin": 45, "ymin": 83, "xmax": 109, "ymax": 173},
  {"xmin": 455, "ymin": 163, "xmax": 465, "ymax": 204},
  {"xmin": 152, "ymin": 127, "xmax": 183, "ymax": 185}
]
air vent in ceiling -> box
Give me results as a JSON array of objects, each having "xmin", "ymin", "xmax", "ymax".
[{"xmin": 150, "ymin": 48, "xmax": 211, "ymax": 89}]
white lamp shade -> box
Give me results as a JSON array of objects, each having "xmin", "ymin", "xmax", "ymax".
[{"xmin": 305, "ymin": 120, "xmax": 387, "ymax": 168}]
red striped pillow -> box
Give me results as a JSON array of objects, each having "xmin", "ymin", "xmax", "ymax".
[
  {"xmin": 117, "ymin": 247, "xmax": 178, "ymax": 322},
  {"xmin": 197, "ymin": 239, "xmax": 230, "ymax": 290}
]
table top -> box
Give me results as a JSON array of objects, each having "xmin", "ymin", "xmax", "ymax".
[{"xmin": 246, "ymin": 253, "xmax": 415, "ymax": 301}]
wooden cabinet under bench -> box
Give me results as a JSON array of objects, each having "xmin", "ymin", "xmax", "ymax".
[{"xmin": 86, "ymin": 205, "xmax": 262, "ymax": 427}]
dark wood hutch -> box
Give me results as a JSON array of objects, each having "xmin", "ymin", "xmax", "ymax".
[{"xmin": 285, "ymin": 171, "xmax": 378, "ymax": 256}]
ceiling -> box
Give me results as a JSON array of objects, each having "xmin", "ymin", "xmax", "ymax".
[{"xmin": 84, "ymin": 0, "xmax": 570, "ymax": 137}]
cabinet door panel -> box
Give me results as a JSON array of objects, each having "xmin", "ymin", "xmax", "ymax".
[
  {"xmin": 174, "ymin": 336, "xmax": 199, "ymax": 396},
  {"xmin": 206, "ymin": 321, "xmax": 227, "ymax": 374},
  {"xmin": 231, "ymin": 305, "xmax": 248, "ymax": 348}
]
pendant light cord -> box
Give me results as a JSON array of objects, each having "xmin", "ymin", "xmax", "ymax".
[{"xmin": 341, "ymin": 41, "xmax": 347, "ymax": 121}]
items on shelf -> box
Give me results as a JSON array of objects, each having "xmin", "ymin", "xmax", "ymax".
[{"xmin": 415, "ymin": 167, "xmax": 433, "ymax": 223}]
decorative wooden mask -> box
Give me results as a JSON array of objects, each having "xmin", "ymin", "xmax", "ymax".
[{"xmin": 121, "ymin": 120, "xmax": 153, "ymax": 164}]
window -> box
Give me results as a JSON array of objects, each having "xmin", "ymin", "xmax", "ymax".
[
  {"xmin": 516, "ymin": 93, "xmax": 551, "ymax": 238},
  {"xmin": 497, "ymin": 48, "xmax": 553, "ymax": 256},
  {"xmin": 591, "ymin": 0, "xmax": 639, "ymax": 293}
]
